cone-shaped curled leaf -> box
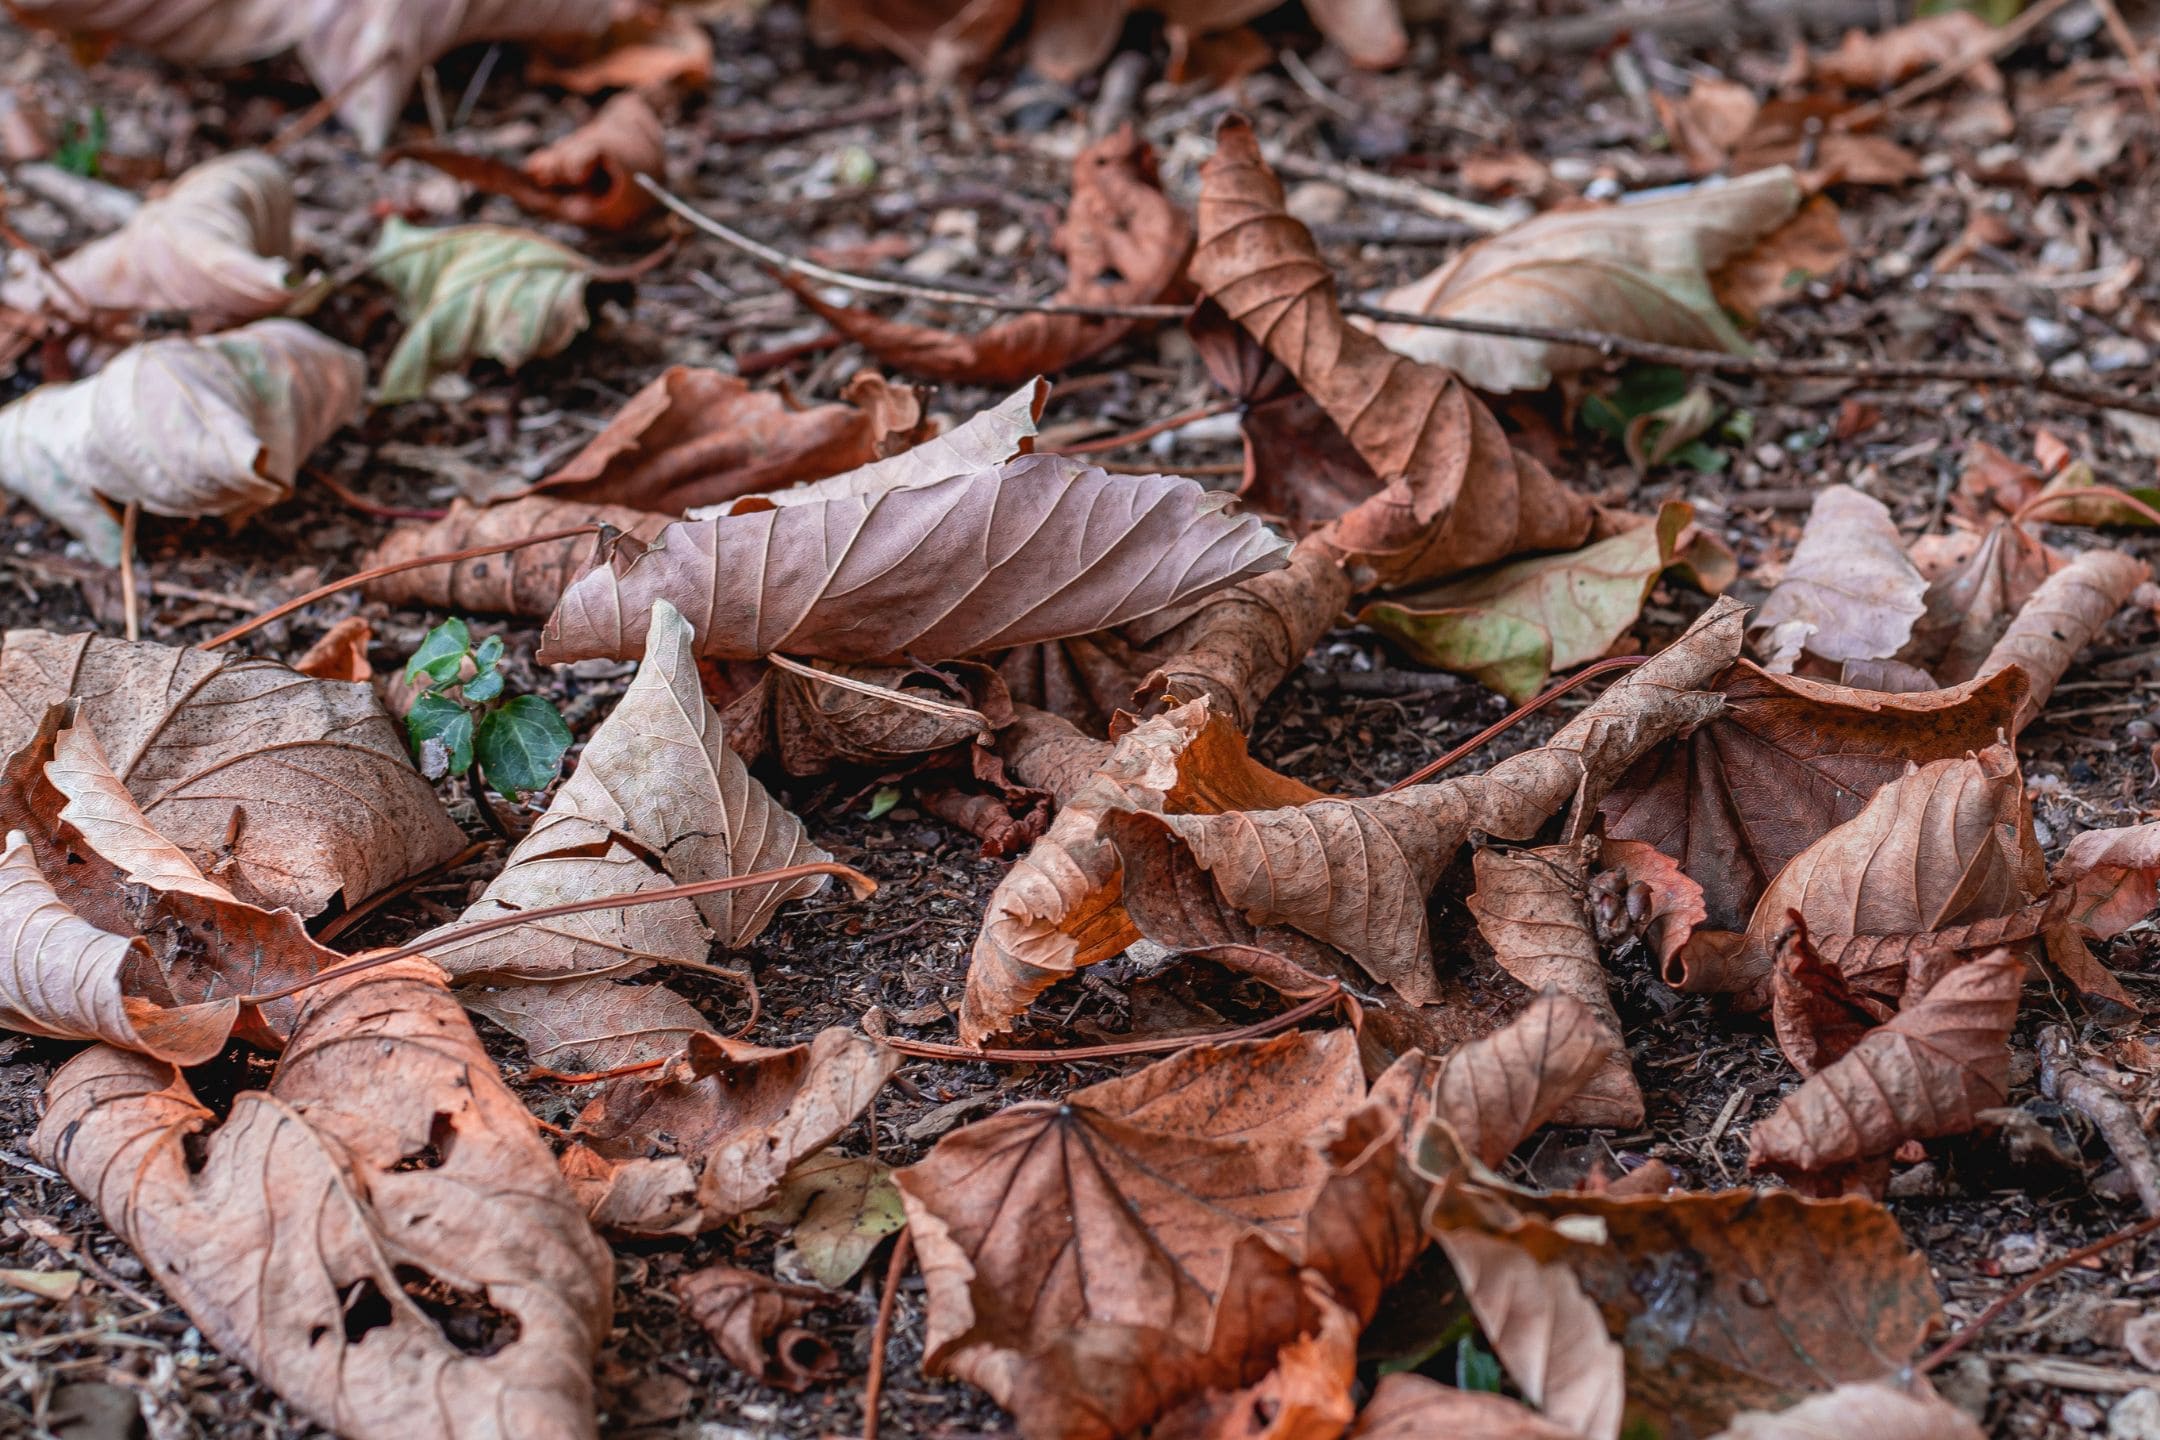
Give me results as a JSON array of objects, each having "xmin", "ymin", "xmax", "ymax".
[
  {"xmin": 371, "ymin": 219, "xmax": 592, "ymax": 402},
  {"xmin": 0, "ymin": 319, "xmax": 365, "ymax": 564}
]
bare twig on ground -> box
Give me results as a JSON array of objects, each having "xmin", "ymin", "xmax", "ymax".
[
  {"xmin": 870, "ymin": 984, "xmax": 1346, "ymax": 1064},
  {"xmin": 1385, "ymin": 657, "xmax": 1649, "ymax": 791},
  {"xmin": 2039, "ymin": 1023, "xmax": 2160, "ymax": 1217},
  {"xmin": 1265, "ymin": 144, "xmax": 1523, "ymax": 233},
  {"xmin": 861, "ymin": 1230, "xmax": 914, "ymax": 1440},
  {"xmin": 2090, "ymin": 0, "xmax": 2160, "ymax": 123},
  {"xmin": 1837, "ymin": 0, "xmax": 2083, "ymax": 132},
  {"xmin": 1920, "ymin": 1211, "xmax": 2160, "ymax": 1371}
]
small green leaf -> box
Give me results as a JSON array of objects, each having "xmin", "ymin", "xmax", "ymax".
[
  {"xmin": 407, "ymin": 693, "xmax": 474, "ymax": 776},
  {"xmin": 474, "ymin": 694, "xmax": 571, "ymax": 797},
  {"xmin": 406, "ymin": 618, "xmax": 472, "ymax": 688},
  {"xmin": 462, "ymin": 668, "xmax": 505, "ymax": 704},
  {"xmin": 55, "ymin": 108, "xmax": 106, "ymax": 178},
  {"xmin": 1455, "ymin": 1335, "xmax": 1503, "ymax": 1393},
  {"xmin": 473, "ymin": 634, "xmax": 505, "ymax": 671},
  {"xmin": 864, "ymin": 785, "xmax": 902, "ymax": 820}
]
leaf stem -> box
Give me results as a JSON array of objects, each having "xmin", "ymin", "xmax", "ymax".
[
  {"xmin": 1917, "ymin": 1211, "xmax": 2160, "ymax": 1372},
  {"xmin": 1384, "ymin": 656, "xmax": 1650, "ymax": 791},
  {"xmin": 872, "ymin": 982, "xmax": 1344, "ymax": 1064}
]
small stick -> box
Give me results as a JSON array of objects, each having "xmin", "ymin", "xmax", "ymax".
[
  {"xmin": 525, "ymin": 1056, "xmax": 669, "ymax": 1084},
  {"xmin": 2039, "ymin": 1023, "xmax": 2160, "ymax": 1216},
  {"xmin": 860, "ymin": 1230, "xmax": 914, "ymax": 1440},
  {"xmin": 734, "ymin": 331, "xmax": 842, "ymax": 378},
  {"xmin": 240, "ymin": 862, "xmax": 874, "ymax": 1006},
  {"xmin": 1061, "ymin": 398, "xmax": 1239, "ymax": 455},
  {"xmin": 311, "ymin": 467, "xmax": 447, "ymax": 522},
  {"xmin": 2092, "ymin": 0, "xmax": 2160, "ymax": 123},
  {"xmin": 265, "ymin": 48, "xmax": 398, "ymax": 157},
  {"xmin": 1837, "ymin": 0, "xmax": 2082, "ymax": 132},
  {"xmin": 117, "ymin": 502, "xmax": 140, "ymax": 643},
  {"xmin": 316, "ymin": 839, "xmax": 492, "ymax": 945},
  {"xmin": 1919, "ymin": 1211, "xmax": 2160, "ymax": 1371},
  {"xmin": 197, "ymin": 524, "xmax": 602, "ymax": 651},
  {"xmin": 874, "ymin": 983, "xmax": 1344, "ymax": 1064},
  {"xmin": 1385, "ymin": 656, "xmax": 1649, "ymax": 791},
  {"xmin": 1266, "ymin": 146, "xmax": 1520, "ymax": 234}
]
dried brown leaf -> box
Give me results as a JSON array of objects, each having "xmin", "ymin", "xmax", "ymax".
[
  {"xmin": 537, "ymin": 454, "xmax": 1290, "ymax": 667},
  {"xmin": 1148, "ymin": 1283, "xmax": 1360, "ymax": 1440},
  {"xmin": 674, "ymin": 1266, "xmax": 846, "ymax": 1392},
  {"xmin": 1807, "ymin": 13, "xmax": 2002, "ymax": 91},
  {"xmin": 1414, "ymin": 992, "xmax": 1619, "ymax": 1168},
  {"xmin": 33, "ymin": 959, "xmax": 615, "ymax": 1440},
  {"xmin": 1752, "ymin": 485, "xmax": 1926, "ymax": 672},
  {"xmin": 1770, "ymin": 916, "xmax": 1885, "ymax": 1077},
  {"xmin": 364, "ymin": 498, "xmax": 672, "ymax": 619},
  {"xmin": 1974, "ymin": 545, "xmax": 2148, "ymax": 729},
  {"xmin": 0, "ymin": 319, "xmax": 364, "ymax": 564},
  {"xmin": 1713, "ymin": 1381, "xmax": 1986, "ymax": 1440},
  {"xmin": 1350, "ymin": 1374, "xmax": 1578, "ymax": 1440},
  {"xmin": 1433, "ymin": 1225, "xmax": 1624, "ymax": 1439},
  {"xmin": 528, "ymin": 7, "xmax": 713, "ymax": 93},
  {"xmin": 292, "ymin": 616, "xmax": 373, "ymax": 684},
  {"xmin": 2053, "ymin": 820, "xmax": 2160, "ymax": 939},
  {"xmin": 1025, "ymin": 0, "xmax": 1404, "ymax": 82},
  {"xmin": 805, "ymin": 0, "xmax": 1025, "ymax": 81},
  {"xmin": 395, "ymin": 93, "xmax": 666, "ymax": 231},
  {"xmin": 780, "ymin": 128, "xmax": 1190, "ymax": 385},
  {"xmin": 720, "ymin": 658, "xmax": 1003, "ymax": 777},
  {"xmin": 464, "ymin": 977, "xmax": 713, "ymax": 1074},
  {"xmin": 1710, "ymin": 195, "xmax": 1851, "ymax": 323},
  {"xmin": 1903, "ymin": 520, "xmax": 2062, "ymax": 684},
  {"xmin": 1590, "ymin": 837, "xmax": 1708, "ymax": 976},
  {"xmin": 1191, "ymin": 116, "xmax": 1594, "ymax": 587}
]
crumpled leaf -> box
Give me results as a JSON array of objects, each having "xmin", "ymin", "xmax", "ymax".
[
  {"xmin": 0, "ymin": 150, "xmax": 301, "ymax": 330},
  {"xmin": 1026, "ymin": 0, "xmax": 1405, "ymax": 81},
  {"xmin": 1753, "ymin": 485, "xmax": 1926, "ymax": 672},
  {"xmin": 511, "ymin": 367, "xmax": 929, "ymax": 513},
  {"xmin": 1191, "ymin": 116, "xmax": 1594, "ymax": 588},
  {"xmin": 1590, "ymin": 837, "xmax": 1708, "ymax": 977},
  {"xmin": 394, "ymin": 93, "xmax": 666, "ymax": 231},
  {"xmin": 780, "ymin": 127, "xmax": 1190, "ymax": 385},
  {"xmin": 1150, "ymin": 1281, "xmax": 1360, "ymax": 1440},
  {"xmin": 1712, "ymin": 1381, "xmax": 1986, "ymax": 1440},
  {"xmin": 0, "ymin": 628, "xmax": 463, "ymax": 917},
  {"xmin": 1748, "ymin": 950, "xmax": 2022, "ymax": 1192},
  {"xmin": 1469, "ymin": 847, "xmax": 1643, "ymax": 1130},
  {"xmin": 721, "ymin": 657, "xmax": 1002, "ymax": 777},
  {"xmin": 419, "ymin": 599, "xmax": 830, "ymax": 987},
  {"xmin": 1099, "ymin": 600, "xmax": 1742, "ymax": 1004},
  {"xmin": 674, "ymin": 1266, "xmax": 847, "ymax": 1392},
  {"xmin": 1972, "ymin": 545, "xmax": 2147, "ymax": 730},
  {"xmin": 1806, "ymin": 12, "xmax": 2003, "ymax": 91},
  {"xmin": 805, "ymin": 0, "xmax": 1027, "ymax": 82},
  {"xmin": 465, "ymin": 977, "xmax": 713, "ymax": 1075},
  {"xmin": 371, "ymin": 218, "xmax": 593, "ymax": 402},
  {"xmin": 561, "ymin": 1028, "xmax": 898, "ymax": 1235},
  {"xmin": 1902, "ymin": 519, "xmax": 2062, "ymax": 684},
  {"xmin": 365, "ymin": 498, "xmax": 673, "ymax": 618},
  {"xmin": 961, "ymin": 697, "xmax": 1319, "ymax": 1044},
  {"xmin": 1599, "ymin": 663, "xmax": 2026, "ymax": 953},
  {"xmin": 1431, "ymin": 1225, "xmax": 1624, "ymax": 1439},
  {"xmin": 1416, "ymin": 991, "xmax": 1620, "ymax": 1168},
  {"xmin": 0, "ymin": 318, "xmax": 364, "ymax": 564},
  {"xmin": 1359, "ymin": 169, "xmax": 1800, "ymax": 393},
  {"xmin": 537, "ymin": 453, "xmax": 1291, "ymax": 667},
  {"xmin": 746, "ymin": 1150, "xmax": 906, "ymax": 1288},
  {"xmin": 1770, "ymin": 917, "xmax": 1882, "ymax": 1078},
  {"xmin": 1349, "ymin": 1373, "xmax": 1577, "ymax": 1440},
  {"xmin": 2053, "ymin": 820, "xmax": 2160, "ymax": 939},
  {"xmin": 33, "ymin": 958, "xmax": 615, "ymax": 1440},
  {"xmin": 1361, "ymin": 500, "xmax": 1734, "ymax": 702}
]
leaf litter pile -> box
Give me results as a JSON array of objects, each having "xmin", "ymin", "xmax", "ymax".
[{"xmin": 1, "ymin": 4, "xmax": 2160, "ymax": 1439}]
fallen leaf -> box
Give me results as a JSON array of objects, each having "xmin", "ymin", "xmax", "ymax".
[
  {"xmin": 33, "ymin": 958, "xmax": 615, "ymax": 1440},
  {"xmin": 364, "ymin": 498, "xmax": 673, "ymax": 618},
  {"xmin": 780, "ymin": 127, "xmax": 1190, "ymax": 385},
  {"xmin": 563, "ymin": 1028, "xmax": 897, "ymax": 1235},
  {"xmin": 529, "ymin": 7, "xmax": 714, "ymax": 94},
  {"xmin": 1973, "ymin": 545, "xmax": 2148, "ymax": 729},
  {"xmin": 1752, "ymin": 485, "xmax": 1926, "ymax": 672},
  {"xmin": 465, "ymin": 977, "xmax": 714, "ymax": 1074},
  {"xmin": 1359, "ymin": 169, "xmax": 1799, "ymax": 392},
  {"xmin": 419, "ymin": 599, "xmax": 831, "ymax": 987},
  {"xmin": 292, "ymin": 617, "xmax": 373, "ymax": 683},
  {"xmin": 1349, "ymin": 1373, "xmax": 1578, "ymax": 1440},
  {"xmin": 1770, "ymin": 915, "xmax": 1884, "ymax": 1076},
  {"xmin": 394, "ymin": 93, "xmax": 666, "ymax": 231},
  {"xmin": 2054, "ymin": 820, "xmax": 2160, "ymax": 939},
  {"xmin": 0, "ymin": 318, "xmax": 365, "ymax": 564},
  {"xmin": 1099, "ymin": 600, "xmax": 1741, "ymax": 1003},
  {"xmin": 536, "ymin": 454, "xmax": 1291, "ymax": 667},
  {"xmin": 1590, "ymin": 837, "xmax": 1708, "ymax": 977},
  {"xmin": 1712, "ymin": 1381, "xmax": 1986, "ymax": 1439},
  {"xmin": 1191, "ymin": 116, "xmax": 1595, "ymax": 588},
  {"xmin": 514, "ymin": 367, "xmax": 929, "ymax": 513},
  {"xmin": 805, "ymin": 0, "xmax": 1026, "ymax": 82},
  {"xmin": 1748, "ymin": 950, "xmax": 2022, "ymax": 1192},
  {"xmin": 0, "ymin": 150, "xmax": 302, "ymax": 330},
  {"xmin": 1903, "ymin": 520, "xmax": 2062, "ymax": 684},
  {"xmin": 0, "ymin": 628, "xmax": 464, "ymax": 917},
  {"xmin": 0, "ymin": 1267, "xmax": 80, "ymax": 1302},
  {"xmin": 1149, "ymin": 1282, "xmax": 1360, "ymax": 1440},
  {"xmin": 1026, "ymin": 0, "xmax": 1405, "ymax": 81},
  {"xmin": 1469, "ymin": 847, "xmax": 1643, "ymax": 1129},
  {"xmin": 371, "ymin": 219, "xmax": 593, "ymax": 402},
  {"xmin": 1657, "ymin": 82, "xmax": 1921, "ymax": 188},
  {"xmin": 1807, "ymin": 13, "xmax": 2002, "ymax": 90},
  {"xmin": 1430, "ymin": 1225, "xmax": 1624, "ymax": 1439},
  {"xmin": 721, "ymin": 658, "xmax": 1002, "ymax": 777},
  {"xmin": 746, "ymin": 1150, "xmax": 906, "ymax": 1288},
  {"xmin": 1598, "ymin": 663, "xmax": 2026, "ymax": 952},
  {"xmin": 1416, "ymin": 991, "xmax": 1621, "ymax": 1168},
  {"xmin": 1361, "ymin": 500, "xmax": 1734, "ymax": 701},
  {"xmin": 675, "ymin": 1266, "xmax": 847, "ymax": 1392},
  {"xmin": 1711, "ymin": 195, "xmax": 1851, "ymax": 322}
]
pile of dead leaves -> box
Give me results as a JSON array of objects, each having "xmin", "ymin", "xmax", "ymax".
[{"xmin": 3, "ymin": 7, "xmax": 2159, "ymax": 1440}]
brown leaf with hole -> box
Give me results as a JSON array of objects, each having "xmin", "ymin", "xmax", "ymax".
[
  {"xmin": 1748, "ymin": 949, "xmax": 2022, "ymax": 1192},
  {"xmin": 1713, "ymin": 1381, "xmax": 1986, "ymax": 1440},
  {"xmin": 420, "ymin": 601, "xmax": 830, "ymax": 989},
  {"xmin": 364, "ymin": 498, "xmax": 673, "ymax": 619},
  {"xmin": 780, "ymin": 127, "xmax": 1190, "ymax": 386},
  {"xmin": 961, "ymin": 697, "xmax": 1319, "ymax": 1044},
  {"xmin": 1360, "ymin": 168, "xmax": 1798, "ymax": 393},
  {"xmin": 1752, "ymin": 486, "xmax": 1926, "ymax": 672},
  {"xmin": 0, "ymin": 319, "xmax": 365, "ymax": 565},
  {"xmin": 1431, "ymin": 1225, "xmax": 1624, "ymax": 1439},
  {"xmin": 464, "ymin": 978, "xmax": 714, "ymax": 1075},
  {"xmin": 1469, "ymin": 846, "xmax": 1643, "ymax": 1130},
  {"xmin": 562, "ymin": 1028, "xmax": 897, "ymax": 1235},
  {"xmin": 395, "ymin": 93, "xmax": 665, "ymax": 231},
  {"xmin": 805, "ymin": 0, "xmax": 1026, "ymax": 81},
  {"xmin": 1349, "ymin": 1374, "xmax": 1578, "ymax": 1440},
  {"xmin": 1191, "ymin": 116, "xmax": 1594, "ymax": 587},
  {"xmin": 1973, "ymin": 545, "xmax": 2147, "ymax": 729},
  {"xmin": 1598, "ymin": 662, "xmax": 2026, "ymax": 957},
  {"xmin": 1099, "ymin": 599, "xmax": 1741, "ymax": 1004},
  {"xmin": 510, "ymin": 367, "xmax": 930, "ymax": 513},
  {"xmin": 538, "ymin": 453, "xmax": 1289, "ymax": 667},
  {"xmin": 1902, "ymin": 520, "xmax": 2063, "ymax": 685},
  {"xmin": 0, "ymin": 628, "xmax": 462, "ymax": 918},
  {"xmin": 33, "ymin": 958, "xmax": 614, "ymax": 1440},
  {"xmin": 674, "ymin": 1266, "xmax": 846, "ymax": 1392}
]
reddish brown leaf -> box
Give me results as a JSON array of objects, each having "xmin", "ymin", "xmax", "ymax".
[
  {"xmin": 291, "ymin": 616, "xmax": 372, "ymax": 683},
  {"xmin": 1748, "ymin": 950, "xmax": 2023, "ymax": 1190},
  {"xmin": 1771, "ymin": 915, "xmax": 1886, "ymax": 1076},
  {"xmin": 33, "ymin": 959, "xmax": 614, "ymax": 1440},
  {"xmin": 1191, "ymin": 116, "xmax": 1595, "ymax": 588},
  {"xmin": 781, "ymin": 127, "xmax": 1190, "ymax": 385},
  {"xmin": 674, "ymin": 1267, "xmax": 846, "ymax": 1392},
  {"xmin": 1806, "ymin": 12, "xmax": 2002, "ymax": 90},
  {"xmin": 1903, "ymin": 520, "xmax": 2061, "ymax": 685},
  {"xmin": 1590, "ymin": 837, "xmax": 1708, "ymax": 977},
  {"xmin": 394, "ymin": 93, "xmax": 665, "ymax": 230},
  {"xmin": 1149, "ymin": 1285, "xmax": 1360, "ymax": 1440},
  {"xmin": 2054, "ymin": 820, "xmax": 2160, "ymax": 939},
  {"xmin": 1349, "ymin": 1374, "xmax": 1578, "ymax": 1440},
  {"xmin": 364, "ymin": 497, "xmax": 672, "ymax": 618},
  {"xmin": 1710, "ymin": 195, "xmax": 1850, "ymax": 323},
  {"xmin": 1974, "ymin": 546, "xmax": 2148, "ymax": 729},
  {"xmin": 528, "ymin": 6, "xmax": 713, "ymax": 93},
  {"xmin": 1416, "ymin": 992, "xmax": 1619, "ymax": 1169},
  {"xmin": 805, "ymin": 0, "xmax": 1025, "ymax": 81},
  {"xmin": 1027, "ymin": 0, "xmax": 1404, "ymax": 82}
]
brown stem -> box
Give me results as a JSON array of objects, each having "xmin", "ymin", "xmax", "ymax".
[
  {"xmin": 316, "ymin": 839, "xmax": 491, "ymax": 945},
  {"xmin": 525, "ymin": 1057, "xmax": 669, "ymax": 1084},
  {"xmin": 1836, "ymin": 0, "xmax": 2081, "ymax": 132},
  {"xmin": 1061, "ymin": 398, "xmax": 1239, "ymax": 455},
  {"xmin": 1384, "ymin": 656, "xmax": 1649, "ymax": 792},
  {"xmin": 860, "ymin": 1228, "xmax": 914, "ymax": 1440},
  {"xmin": 238, "ymin": 862, "xmax": 874, "ymax": 1005},
  {"xmin": 2011, "ymin": 482, "xmax": 2160, "ymax": 530},
  {"xmin": 874, "ymin": 983, "xmax": 1344, "ymax": 1064},
  {"xmin": 1918, "ymin": 1211, "xmax": 2160, "ymax": 1372},
  {"xmin": 2039, "ymin": 1023, "xmax": 2160, "ymax": 1217},
  {"xmin": 310, "ymin": 467, "xmax": 447, "ymax": 522},
  {"xmin": 197, "ymin": 524, "xmax": 602, "ymax": 651},
  {"xmin": 265, "ymin": 47, "xmax": 398, "ymax": 156}
]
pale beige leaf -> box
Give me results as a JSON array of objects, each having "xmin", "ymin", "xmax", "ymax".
[
  {"xmin": 371, "ymin": 219, "xmax": 592, "ymax": 402},
  {"xmin": 464, "ymin": 978, "xmax": 714, "ymax": 1074},
  {"xmin": 10, "ymin": 0, "xmax": 306, "ymax": 64},
  {"xmin": 33, "ymin": 959, "xmax": 615, "ymax": 1440},
  {"xmin": 1434, "ymin": 1227, "xmax": 1624, "ymax": 1440},
  {"xmin": 1975, "ymin": 546, "xmax": 2148, "ymax": 729},
  {"xmin": 1753, "ymin": 486, "xmax": 1926, "ymax": 671},
  {"xmin": 0, "ymin": 319, "xmax": 365, "ymax": 563},
  {"xmin": 1713, "ymin": 1381, "xmax": 1986, "ymax": 1440},
  {"xmin": 1362, "ymin": 168, "xmax": 1801, "ymax": 392},
  {"xmin": 1351, "ymin": 1374, "xmax": 1579, "ymax": 1440}
]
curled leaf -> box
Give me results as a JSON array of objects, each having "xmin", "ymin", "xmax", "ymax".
[
  {"xmin": 0, "ymin": 319, "xmax": 364, "ymax": 564},
  {"xmin": 364, "ymin": 498, "xmax": 672, "ymax": 619},
  {"xmin": 721, "ymin": 657, "xmax": 1002, "ymax": 777},
  {"xmin": 1712, "ymin": 1381, "xmax": 1985, "ymax": 1440},
  {"xmin": 1974, "ymin": 545, "xmax": 2147, "ymax": 729},
  {"xmin": 395, "ymin": 93, "xmax": 665, "ymax": 231},
  {"xmin": 1350, "ymin": 1374, "xmax": 1578, "ymax": 1440},
  {"xmin": 675, "ymin": 1266, "xmax": 847, "ymax": 1392},
  {"xmin": 464, "ymin": 977, "xmax": 713, "ymax": 1075},
  {"xmin": 2053, "ymin": 820, "xmax": 2160, "ymax": 939},
  {"xmin": 371, "ymin": 218, "xmax": 593, "ymax": 402},
  {"xmin": 1431, "ymin": 1226, "xmax": 1624, "ymax": 1440},
  {"xmin": 1903, "ymin": 520, "xmax": 2061, "ymax": 685},
  {"xmin": 1752, "ymin": 485, "xmax": 1926, "ymax": 672}
]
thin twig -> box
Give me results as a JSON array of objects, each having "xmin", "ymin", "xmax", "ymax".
[
  {"xmin": 117, "ymin": 502, "xmax": 139, "ymax": 643},
  {"xmin": 861, "ymin": 1230, "xmax": 914, "ymax": 1440},
  {"xmin": 311, "ymin": 466, "xmax": 447, "ymax": 522},
  {"xmin": 316, "ymin": 839, "xmax": 492, "ymax": 945},
  {"xmin": 1837, "ymin": 0, "xmax": 2082, "ymax": 132},
  {"xmin": 873, "ymin": 983, "xmax": 1344, "ymax": 1064},
  {"xmin": 641, "ymin": 177, "xmax": 2160, "ymax": 419},
  {"xmin": 1061, "ymin": 398, "xmax": 1238, "ymax": 455},
  {"xmin": 2039, "ymin": 1023, "xmax": 2160, "ymax": 1216},
  {"xmin": 1919, "ymin": 1211, "xmax": 2160, "ymax": 1372},
  {"xmin": 765, "ymin": 653, "xmax": 994, "ymax": 735},
  {"xmin": 2091, "ymin": 0, "xmax": 2160, "ymax": 123},
  {"xmin": 1385, "ymin": 657, "xmax": 1650, "ymax": 791},
  {"xmin": 265, "ymin": 48, "xmax": 398, "ymax": 157}
]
